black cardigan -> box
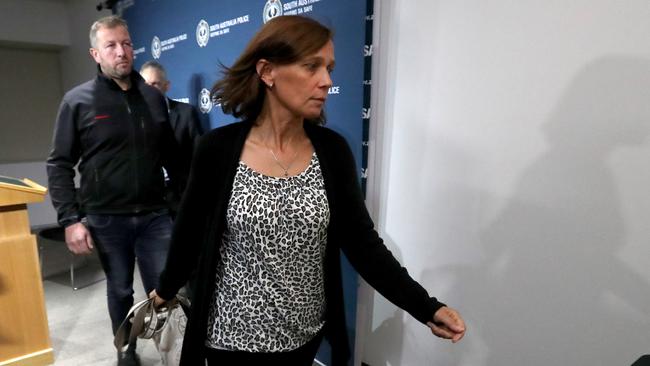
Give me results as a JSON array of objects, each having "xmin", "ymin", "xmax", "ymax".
[{"xmin": 157, "ymin": 120, "xmax": 444, "ymax": 365}]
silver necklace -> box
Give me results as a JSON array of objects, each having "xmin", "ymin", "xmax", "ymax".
[{"xmin": 269, "ymin": 148, "xmax": 299, "ymax": 177}]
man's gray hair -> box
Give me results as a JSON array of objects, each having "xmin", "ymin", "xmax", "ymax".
[
  {"xmin": 89, "ymin": 15, "xmax": 128, "ymax": 48},
  {"xmin": 140, "ymin": 61, "xmax": 168, "ymax": 81}
]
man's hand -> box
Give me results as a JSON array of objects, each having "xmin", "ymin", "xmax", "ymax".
[
  {"xmin": 64, "ymin": 222, "xmax": 94, "ymax": 255},
  {"xmin": 427, "ymin": 306, "xmax": 466, "ymax": 343}
]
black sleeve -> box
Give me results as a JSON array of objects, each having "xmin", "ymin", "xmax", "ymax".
[
  {"xmin": 188, "ymin": 105, "xmax": 204, "ymax": 147},
  {"xmin": 161, "ymin": 106, "xmax": 188, "ymax": 199},
  {"xmin": 332, "ymin": 134, "xmax": 445, "ymax": 324},
  {"xmin": 46, "ymin": 100, "xmax": 82, "ymax": 228},
  {"xmin": 157, "ymin": 133, "xmax": 215, "ymax": 300},
  {"xmin": 183, "ymin": 105, "xmax": 204, "ymax": 177}
]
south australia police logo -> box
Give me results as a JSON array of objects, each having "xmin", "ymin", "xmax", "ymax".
[
  {"xmin": 196, "ymin": 19, "xmax": 209, "ymax": 48},
  {"xmin": 263, "ymin": 0, "xmax": 283, "ymax": 23},
  {"xmin": 199, "ymin": 88, "xmax": 212, "ymax": 114},
  {"xmin": 151, "ymin": 36, "xmax": 161, "ymax": 59}
]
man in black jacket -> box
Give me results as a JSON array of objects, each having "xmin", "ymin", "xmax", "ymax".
[
  {"xmin": 46, "ymin": 16, "xmax": 179, "ymax": 366},
  {"xmin": 139, "ymin": 60, "xmax": 204, "ymax": 184}
]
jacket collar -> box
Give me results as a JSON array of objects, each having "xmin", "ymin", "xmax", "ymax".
[{"xmin": 95, "ymin": 64, "xmax": 144, "ymax": 91}]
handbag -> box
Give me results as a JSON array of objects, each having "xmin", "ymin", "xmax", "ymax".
[{"xmin": 114, "ymin": 295, "xmax": 190, "ymax": 366}]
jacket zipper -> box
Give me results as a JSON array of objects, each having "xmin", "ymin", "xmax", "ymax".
[
  {"xmin": 94, "ymin": 168, "xmax": 100, "ymax": 197},
  {"xmin": 141, "ymin": 117, "xmax": 147, "ymax": 151},
  {"xmin": 124, "ymin": 93, "xmax": 140, "ymax": 207}
]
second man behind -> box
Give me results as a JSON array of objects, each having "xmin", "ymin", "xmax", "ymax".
[{"xmin": 140, "ymin": 61, "xmax": 204, "ymax": 176}]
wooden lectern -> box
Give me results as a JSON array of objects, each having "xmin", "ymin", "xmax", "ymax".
[{"xmin": 0, "ymin": 176, "xmax": 53, "ymax": 366}]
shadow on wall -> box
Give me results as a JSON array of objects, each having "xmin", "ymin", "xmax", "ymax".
[
  {"xmin": 435, "ymin": 56, "xmax": 650, "ymax": 366},
  {"xmin": 363, "ymin": 234, "xmax": 405, "ymax": 366},
  {"xmin": 364, "ymin": 308, "xmax": 405, "ymax": 366}
]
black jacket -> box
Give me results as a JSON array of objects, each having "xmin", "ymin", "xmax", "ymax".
[
  {"xmin": 168, "ymin": 98, "xmax": 204, "ymax": 173},
  {"xmin": 157, "ymin": 120, "xmax": 444, "ymax": 365},
  {"xmin": 47, "ymin": 69, "xmax": 180, "ymax": 227}
]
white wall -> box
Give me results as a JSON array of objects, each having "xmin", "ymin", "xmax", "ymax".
[
  {"xmin": 59, "ymin": 0, "xmax": 111, "ymax": 91},
  {"xmin": 0, "ymin": 47, "xmax": 62, "ymax": 163},
  {"xmin": 0, "ymin": 0, "xmax": 70, "ymax": 47},
  {"xmin": 362, "ymin": 1, "xmax": 650, "ymax": 365}
]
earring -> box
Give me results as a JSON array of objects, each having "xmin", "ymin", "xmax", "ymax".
[{"xmin": 267, "ymin": 82, "xmax": 274, "ymax": 88}]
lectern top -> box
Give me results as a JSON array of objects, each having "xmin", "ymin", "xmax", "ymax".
[
  {"xmin": 0, "ymin": 175, "xmax": 47, "ymax": 195},
  {"xmin": 0, "ymin": 175, "xmax": 47, "ymax": 206},
  {"xmin": 0, "ymin": 175, "xmax": 32, "ymax": 188}
]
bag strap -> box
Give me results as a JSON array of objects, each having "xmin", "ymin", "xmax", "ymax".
[
  {"xmin": 113, "ymin": 298, "xmax": 152, "ymax": 351},
  {"xmin": 133, "ymin": 299, "xmax": 158, "ymax": 339}
]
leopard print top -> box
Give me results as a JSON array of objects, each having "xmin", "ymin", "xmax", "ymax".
[{"xmin": 205, "ymin": 152, "xmax": 329, "ymax": 352}]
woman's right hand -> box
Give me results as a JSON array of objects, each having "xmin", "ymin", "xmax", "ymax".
[{"xmin": 148, "ymin": 289, "xmax": 167, "ymax": 308}]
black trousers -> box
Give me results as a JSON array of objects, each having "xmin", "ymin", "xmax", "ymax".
[{"xmin": 205, "ymin": 332, "xmax": 323, "ymax": 366}]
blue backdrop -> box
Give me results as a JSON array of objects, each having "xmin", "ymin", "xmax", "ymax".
[{"xmin": 118, "ymin": 0, "xmax": 372, "ymax": 364}]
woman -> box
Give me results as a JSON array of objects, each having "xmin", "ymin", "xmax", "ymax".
[{"xmin": 151, "ymin": 15, "xmax": 465, "ymax": 366}]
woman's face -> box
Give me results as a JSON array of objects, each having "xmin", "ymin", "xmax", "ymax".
[{"xmin": 268, "ymin": 40, "xmax": 335, "ymax": 120}]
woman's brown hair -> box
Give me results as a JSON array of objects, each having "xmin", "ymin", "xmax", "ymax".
[{"xmin": 211, "ymin": 16, "xmax": 333, "ymax": 125}]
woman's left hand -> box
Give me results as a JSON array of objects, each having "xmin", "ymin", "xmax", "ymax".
[{"xmin": 427, "ymin": 306, "xmax": 466, "ymax": 343}]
